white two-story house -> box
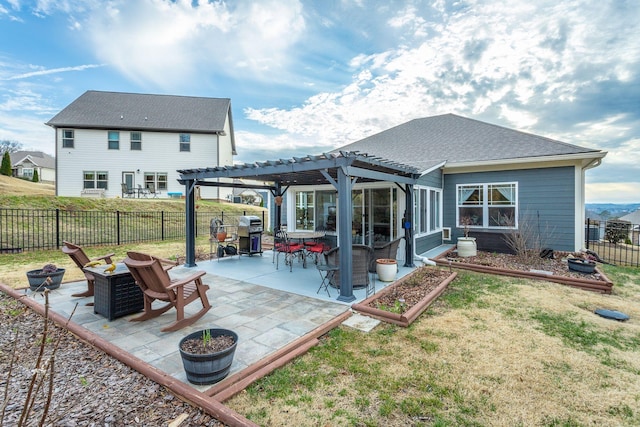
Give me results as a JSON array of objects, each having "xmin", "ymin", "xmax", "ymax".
[{"xmin": 46, "ymin": 90, "xmax": 236, "ymax": 199}]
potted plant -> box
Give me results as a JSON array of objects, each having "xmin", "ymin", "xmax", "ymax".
[
  {"xmin": 26, "ymin": 263, "xmax": 65, "ymax": 291},
  {"xmin": 179, "ymin": 328, "xmax": 238, "ymax": 385},
  {"xmin": 376, "ymin": 258, "xmax": 398, "ymax": 282},
  {"xmin": 457, "ymin": 216, "xmax": 477, "ymax": 257}
]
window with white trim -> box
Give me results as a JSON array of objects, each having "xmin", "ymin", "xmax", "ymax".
[
  {"xmin": 144, "ymin": 172, "xmax": 168, "ymax": 190},
  {"xmin": 130, "ymin": 132, "xmax": 142, "ymax": 150},
  {"xmin": 83, "ymin": 171, "xmax": 108, "ymax": 189},
  {"xmin": 179, "ymin": 133, "xmax": 190, "ymax": 152},
  {"xmin": 108, "ymin": 131, "xmax": 120, "ymax": 150},
  {"xmin": 414, "ymin": 187, "xmax": 442, "ymax": 235},
  {"xmin": 62, "ymin": 129, "xmax": 74, "ymax": 148},
  {"xmin": 457, "ymin": 182, "xmax": 517, "ymax": 229}
]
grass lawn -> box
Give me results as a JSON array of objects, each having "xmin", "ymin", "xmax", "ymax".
[
  {"xmin": 227, "ymin": 265, "xmax": 640, "ymax": 426},
  {"xmin": 2, "ymin": 184, "xmax": 639, "ymax": 425}
]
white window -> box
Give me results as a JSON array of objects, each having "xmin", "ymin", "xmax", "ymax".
[
  {"xmin": 108, "ymin": 131, "xmax": 119, "ymax": 150},
  {"xmin": 414, "ymin": 187, "xmax": 442, "ymax": 235},
  {"xmin": 179, "ymin": 133, "xmax": 190, "ymax": 152},
  {"xmin": 130, "ymin": 132, "xmax": 142, "ymax": 150},
  {"xmin": 62, "ymin": 129, "xmax": 74, "ymax": 148},
  {"xmin": 457, "ymin": 182, "xmax": 517, "ymax": 229},
  {"xmin": 22, "ymin": 168, "xmax": 34, "ymax": 178},
  {"xmin": 144, "ymin": 172, "xmax": 168, "ymax": 190},
  {"xmin": 84, "ymin": 171, "xmax": 108, "ymax": 189}
]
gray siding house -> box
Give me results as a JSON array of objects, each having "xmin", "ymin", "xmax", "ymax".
[
  {"xmin": 10, "ymin": 151, "xmax": 56, "ymax": 183},
  {"xmin": 337, "ymin": 114, "xmax": 606, "ymax": 254},
  {"xmin": 176, "ymin": 114, "xmax": 606, "ymax": 301}
]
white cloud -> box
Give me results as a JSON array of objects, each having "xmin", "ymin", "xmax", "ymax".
[
  {"xmin": 244, "ymin": 0, "xmax": 640, "ymax": 154},
  {"xmin": 586, "ymin": 182, "xmax": 640, "ymax": 204},
  {"xmin": 3, "ymin": 64, "xmax": 103, "ymax": 80},
  {"xmin": 81, "ymin": 0, "xmax": 305, "ymax": 88}
]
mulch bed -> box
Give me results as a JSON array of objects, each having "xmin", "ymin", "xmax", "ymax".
[
  {"xmin": 433, "ymin": 248, "xmax": 613, "ymax": 293},
  {"xmin": 352, "ymin": 267, "xmax": 457, "ymax": 327},
  {"xmin": 0, "ymin": 292, "xmax": 224, "ymax": 426}
]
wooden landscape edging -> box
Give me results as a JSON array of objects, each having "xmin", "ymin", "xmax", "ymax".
[
  {"xmin": 205, "ymin": 309, "xmax": 352, "ymax": 402},
  {"xmin": 432, "ymin": 248, "xmax": 613, "ymax": 294},
  {"xmin": 0, "ymin": 283, "xmax": 258, "ymax": 427},
  {"xmin": 351, "ymin": 271, "xmax": 458, "ymax": 327}
]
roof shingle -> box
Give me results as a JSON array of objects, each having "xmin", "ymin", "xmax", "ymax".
[{"xmin": 46, "ymin": 90, "xmax": 231, "ymax": 133}]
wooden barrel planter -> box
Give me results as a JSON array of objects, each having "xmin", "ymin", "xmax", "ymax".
[{"xmin": 179, "ymin": 328, "xmax": 238, "ymax": 385}]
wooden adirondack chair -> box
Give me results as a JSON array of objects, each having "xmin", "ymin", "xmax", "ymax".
[
  {"xmin": 126, "ymin": 251, "xmax": 178, "ymax": 272},
  {"xmin": 61, "ymin": 241, "xmax": 114, "ymax": 299},
  {"xmin": 123, "ymin": 255, "xmax": 211, "ymax": 332}
]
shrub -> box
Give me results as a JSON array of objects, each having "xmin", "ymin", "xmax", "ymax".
[{"xmin": 605, "ymin": 220, "xmax": 631, "ymax": 244}]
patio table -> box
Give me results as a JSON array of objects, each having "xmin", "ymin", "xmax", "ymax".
[
  {"xmin": 84, "ymin": 263, "xmax": 143, "ymax": 320},
  {"xmin": 287, "ymin": 231, "xmax": 325, "ymax": 243}
]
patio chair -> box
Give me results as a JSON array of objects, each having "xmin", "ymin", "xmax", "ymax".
[
  {"xmin": 61, "ymin": 241, "xmax": 115, "ymax": 299},
  {"xmin": 121, "ymin": 183, "xmax": 135, "ymax": 198},
  {"xmin": 137, "ymin": 184, "xmax": 149, "ymax": 198},
  {"xmin": 146, "ymin": 182, "xmax": 160, "ymax": 198},
  {"xmin": 324, "ymin": 244, "xmax": 374, "ymax": 294},
  {"xmin": 369, "ymin": 237, "xmax": 403, "ymax": 273},
  {"xmin": 126, "ymin": 251, "xmax": 178, "ymax": 272},
  {"xmin": 274, "ymin": 230, "xmax": 306, "ymax": 272},
  {"xmin": 123, "ymin": 255, "xmax": 211, "ymax": 332}
]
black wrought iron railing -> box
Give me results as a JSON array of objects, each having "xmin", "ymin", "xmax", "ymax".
[
  {"xmin": 0, "ymin": 209, "xmax": 265, "ymax": 253},
  {"xmin": 585, "ymin": 218, "xmax": 640, "ymax": 267}
]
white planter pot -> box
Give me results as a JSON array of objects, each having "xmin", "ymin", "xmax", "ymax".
[
  {"xmin": 376, "ymin": 259, "xmax": 398, "ymax": 282},
  {"xmin": 457, "ymin": 237, "xmax": 477, "ymax": 257}
]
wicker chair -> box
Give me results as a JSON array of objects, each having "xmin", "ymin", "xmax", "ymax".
[
  {"xmin": 369, "ymin": 237, "xmax": 403, "ymax": 272},
  {"xmin": 324, "ymin": 245, "xmax": 373, "ymax": 293}
]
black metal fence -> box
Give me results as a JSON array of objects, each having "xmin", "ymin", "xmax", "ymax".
[
  {"xmin": 585, "ymin": 218, "xmax": 640, "ymax": 267},
  {"xmin": 0, "ymin": 208, "xmax": 265, "ymax": 252}
]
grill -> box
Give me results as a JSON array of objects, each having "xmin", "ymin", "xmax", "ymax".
[
  {"xmin": 238, "ymin": 215, "xmax": 263, "ymax": 255},
  {"xmin": 238, "ymin": 215, "xmax": 263, "ymax": 236}
]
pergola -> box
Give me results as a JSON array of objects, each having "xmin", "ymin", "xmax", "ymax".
[{"xmin": 177, "ymin": 151, "xmax": 420, "ymax": 302}]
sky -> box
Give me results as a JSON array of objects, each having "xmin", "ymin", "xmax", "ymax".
[{"xmin": 0, "ymin": 0, "xmax": 638, "ymax": 203}]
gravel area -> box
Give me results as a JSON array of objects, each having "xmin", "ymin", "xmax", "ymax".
[{"xmin": 0, "ymin": 292, "xmax": 225, "ymax": 427}]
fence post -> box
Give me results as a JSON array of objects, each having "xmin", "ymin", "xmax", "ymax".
[
  {"xmin": 117, "ymin": 211, "xmax": 121, "ymax": 245},
  {"xmin": 56, "ymin": 209, "xmax": 60, "ymax": 249},
  {"xmin": 585, "ymin": 218, "xmax": 590, "ymax": 250},
  {"xmin": 161, "ymin": 211, "xmax": 165, "ymax": 241}
]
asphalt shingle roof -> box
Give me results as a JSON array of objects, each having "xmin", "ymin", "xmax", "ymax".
[
  {"xmin": 336, "ymin": 114, "xmax": 603, "ymax": 172},
  {"xmin": 46, "ymin": 90, "xmax": 231, "ymax": 133},
  {"xmin": 10, "ymin": 151, "xmax": 55, "ymax": 169}
]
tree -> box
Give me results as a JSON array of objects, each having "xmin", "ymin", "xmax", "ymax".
[
  {"xmin": 0, "ymin": 139, "xmax": 23, "ymax": 154},
  {"xmin": 0, "ymin": 151, "xmax": 11, "ymax": 176},
  {"xmin": 32, "ymin": 169, "xmax": 39, "ymax": 182}
]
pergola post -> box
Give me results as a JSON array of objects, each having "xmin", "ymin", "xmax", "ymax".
[
  {"xmin": 274, "ymin": 182, "xmax": 282, "ymax": 232},
  {"xmin": 404, "ymin": 183, "xmax": 416, "ymax": 267},
  {"xmin": 184, "ymin": 179, "xmax": 197, "ymax": 267},
  {"xmin": 336, "ymin": 167, "xmax": 355, "ymax": 302}
]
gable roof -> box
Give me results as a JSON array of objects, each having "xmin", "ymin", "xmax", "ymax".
[
  {"xmin": 619, "ymin": 209, "xmax": 640, "ymax": 224},
  {"xmin": 46, "ymin": 90, "xmax": 236, "ymax": 154},
  {"xmin": 10, "ymin": 151, "xmax": 55, "ymax": 169},
  {"xmin": 336, "ymin": 114, "xmax": 605, "ymax": 172}
]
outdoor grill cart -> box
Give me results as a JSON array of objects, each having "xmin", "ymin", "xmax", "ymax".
[{"xmin": 238, "ymin": 215, "xmax": 263, "ymax": 256}]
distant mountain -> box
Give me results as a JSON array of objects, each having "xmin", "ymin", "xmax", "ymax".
[{"xmin": 586, "ymin": 203, "xmax": 640, "ymax": 220}]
